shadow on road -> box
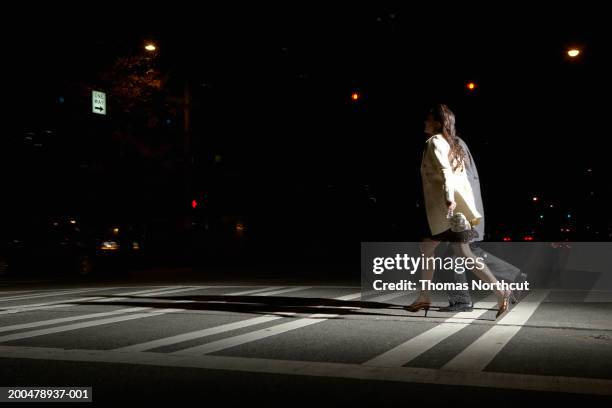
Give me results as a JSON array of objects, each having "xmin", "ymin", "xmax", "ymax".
[{"xmin": 70, "ymin": 294, "xmax": 496, "ymax": 321}]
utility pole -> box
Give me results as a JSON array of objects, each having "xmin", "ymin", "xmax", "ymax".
[
  {"xmin": 183, "ymin": 74, "xmax": 195, "ymax": 239},
  {"xmin": 184, "ymin": 76, "xmax": 192, "ymax": 197}
]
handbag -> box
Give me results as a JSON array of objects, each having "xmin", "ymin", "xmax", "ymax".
[{"xmin": 449, "ymin": 212, "xmax": 471, "ymax": 233}]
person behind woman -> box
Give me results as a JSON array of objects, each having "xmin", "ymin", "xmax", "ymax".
[{"xmin": 407, "ymin": 104, "xmax": 514, "ymax": 319}]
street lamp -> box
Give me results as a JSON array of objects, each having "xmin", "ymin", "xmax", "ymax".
[
  {"xmin": 567, "ymin": 48, "xmax": 580, "ymax": 58},
  {"xmin": 145, "ymin": 43, "xmax": 157, "ymax": 52}
]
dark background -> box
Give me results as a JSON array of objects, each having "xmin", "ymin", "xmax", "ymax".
[{"xmin": 2, "ymin": 3, "xmax": 610, "ymax": 267}]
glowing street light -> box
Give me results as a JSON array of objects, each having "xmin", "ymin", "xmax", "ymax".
[
  {"xmin": 465, "ymin": 81, "xmax": 478, "ymax": 92},
  {"xmin": 567, "ymin": 48, "xmax": 580, "ymax": 58},
  {"xmin": 351, "ymin": 92, "xmax": 360, "ymax": 101},
  {"xmin": 145, "ymin": 43, "xmax": 157, "ymax": 52}
]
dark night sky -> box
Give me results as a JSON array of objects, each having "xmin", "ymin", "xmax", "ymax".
[{"xmin": 3, "ymin": 3, "xmax": 611, "ymax": 241}]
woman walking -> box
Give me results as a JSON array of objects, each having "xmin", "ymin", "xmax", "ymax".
[{"xmin": 408, "ymin": 104, "xmax": 513, "ymax": 319}]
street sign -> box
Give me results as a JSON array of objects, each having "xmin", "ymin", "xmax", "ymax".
[{"xmin": 92, "ymin": 90, "xmax": 106, "ymax": 115}]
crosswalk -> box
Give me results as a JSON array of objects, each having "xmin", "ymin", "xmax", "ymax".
[
  {"xmin": 1, "ymin": 285, "xmax": 611, "ymax": 396},
  {"xmin": 363, "ymin": 295, "xmax": 498, "ymax": 367},
  {"xmin": 442, "ymin": 290, "xmax": 549, "ymax": 372},
  {"xmin": 171, "ymin": 291, "xmax": 362, "ymax": 356}
]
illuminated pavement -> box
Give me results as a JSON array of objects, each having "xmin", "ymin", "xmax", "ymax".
[{"xmin": 1, "ymin": 274, "xmax": 611, "ymax": 405}]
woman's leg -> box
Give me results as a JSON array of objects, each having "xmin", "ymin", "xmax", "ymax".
[
  {"xmin": 451, "ymin": 243, "xmax": 506, "ymax": 307},
  {"xmin": 412, "ymin": 239, "xmax": 440, "ymax": 303}
]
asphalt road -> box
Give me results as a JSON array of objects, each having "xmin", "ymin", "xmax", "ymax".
[{"xmin": 1, "ymin": 269, "xmax": 611, "ymax": 406}]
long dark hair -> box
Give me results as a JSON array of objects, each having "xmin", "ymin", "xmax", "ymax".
[{"xmin": 430, "ymin": 104, "xmax": 466, "ymax": 172}]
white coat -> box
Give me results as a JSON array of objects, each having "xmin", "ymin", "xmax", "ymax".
[
  {"xmin": 420, "ymin": 134, "xmax": 482, "ymax": 236},
  {"xmin": 458, "ymin": 137, "xmax": 485, "ymax": 241}
]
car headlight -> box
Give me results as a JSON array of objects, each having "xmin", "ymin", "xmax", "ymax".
[{"xmin": 100, "ymin": 241, "xmax": 120, "ymax": 251}]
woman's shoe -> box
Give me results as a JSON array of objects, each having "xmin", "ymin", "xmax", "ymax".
[
  {"xmin": 405, "ymin": 301, "xmax": 431, "ymax": 316},
  {"xmin": 496, "ymin": 290, "xmax": 513, "ymax": 319}
]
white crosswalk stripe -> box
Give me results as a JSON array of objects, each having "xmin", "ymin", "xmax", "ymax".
[
  {"xmin": 0, "ymin": 307, "xmax": 151, "ymax": 334},
  {"xmin": 0, "ymin": 309, "xmax": 181, "ymax": 343},
  {"xmin": 171, "ymin": 291, "xmax": 367, "ymax": 356},
  {"xmin": 0, "ymin": 287, "xmax": 174, "ymax": 314},
  {"xmin": 363, "ymin": 296, "xmax": 497, "ymax": 367},
  {"xmin": 442, "ymin": 290, "xmax": 550, "ymax": 372},
  {"xmin": 0, "ymin": 287, "xmax": 207, "ymax": 333},
  {"xmin": 116, "ymin": 289, "xmax": 368, "ymax": 355},
  {"xmin": 0, "ymin": 286, "xmax": 201, "ymax": 315},
  {"xmin": 0, "ymin": 290, "xmax": 40, "ymax": 296},
  {"xmin": 0, "ymin": 287, "xmax": 125, "ymax": 303},
  {"xmin": 250, "ymin": 286, "xmax": 311, "ymax": 296},
  {"xmin": 115, "ymin": 315, "xmax": 286, "ymax": 353},
  {"xmin": 1, "ymin": 286, "xmax": 609, "ymax": 397},
  {"xmin": 0, "ymin": 286, "xmax": 301, "ymax": 346},
  {"xmin": 112, "ymin": 287, "xmax": 311, "ymax": 352},
  {"xmin": 226, "ymin": 287, "xmax": 285, "ymax": 296}
]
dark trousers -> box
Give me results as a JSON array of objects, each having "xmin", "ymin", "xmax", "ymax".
[{"xmin": 440, "ymin": 243, "xmax": 523, "ymax": 305}]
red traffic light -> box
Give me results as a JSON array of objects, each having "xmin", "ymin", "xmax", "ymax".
[{"xmin": 191, "ymin": 199, "xmax": 198, "ymax": 209}]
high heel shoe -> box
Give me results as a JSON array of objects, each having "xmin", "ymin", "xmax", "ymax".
[
  {"xmin": 496, "ymin": 290, "xmax": 513, "ymax": 319},
  {"xmin": 405, "ymin": 301, "xmax": 431, "ymax": 317}
]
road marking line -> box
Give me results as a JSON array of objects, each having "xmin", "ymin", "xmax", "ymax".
[
  {"xmin": 0, "ymin": 286, "xmax": 332, "ymax": 317},
  {"xmin": 0, "ymin": 290, "xmax": 40, "ymax": 295},
  {"xmin": 171, "ymin": 317, "xmax": 319, "ymax": 356},
  {"xmin": 0, "ymin": 287, "xmax": 124, "ymax": 303},
  {"xmin": 0, "ymin": 286, "xmax": 306, "ymax": 347},
  {"xmin": 0, "ymin": 307, "xmax": 151, "ymax": 333},
  {"xmin": 172, "ymin": 291, "xmax": 362, "ymax": 355},
  {"xmin": 442, "ymin": 290, "xmax": 550, "ymax": 372},
  {"xmin": 0, "ymin": 346, "xmax": 609, "ymax": 396},
  {"xmin": 363, "ymin": 296, "xmax": 497, "ymax": 367},
  {"xmin": 0, "ymin": 287, "xmax": 207, "ymax": 332},
  {"xmin": 114, "ymin": 315, "xmax": 285, "ymax": 352},
  {"xmin": 0, "ymin": 286, "xmax": 198, "ymax": 315},
  {"xmin": 0, "ymin": 309, "xmax": 182, "ymax": 343},
  {"xmin": 251, "ymin": 287, "xmax": 312, "ymax": 296},
  {"xmin": 227, "ymin": 287, "xmax": 284, "ymax": 296},
  {"xmin": 112, "ymin": 287, "xmax": 311, "ymax": 352},
  {"xmin": 106, "ymin": 286, "xmax": 204, "ymax": 299}
]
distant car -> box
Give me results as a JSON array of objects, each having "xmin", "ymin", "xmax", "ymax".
[{"xmin": 0, "ymin": 216, "xmax": 144, "ymax": 277}]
